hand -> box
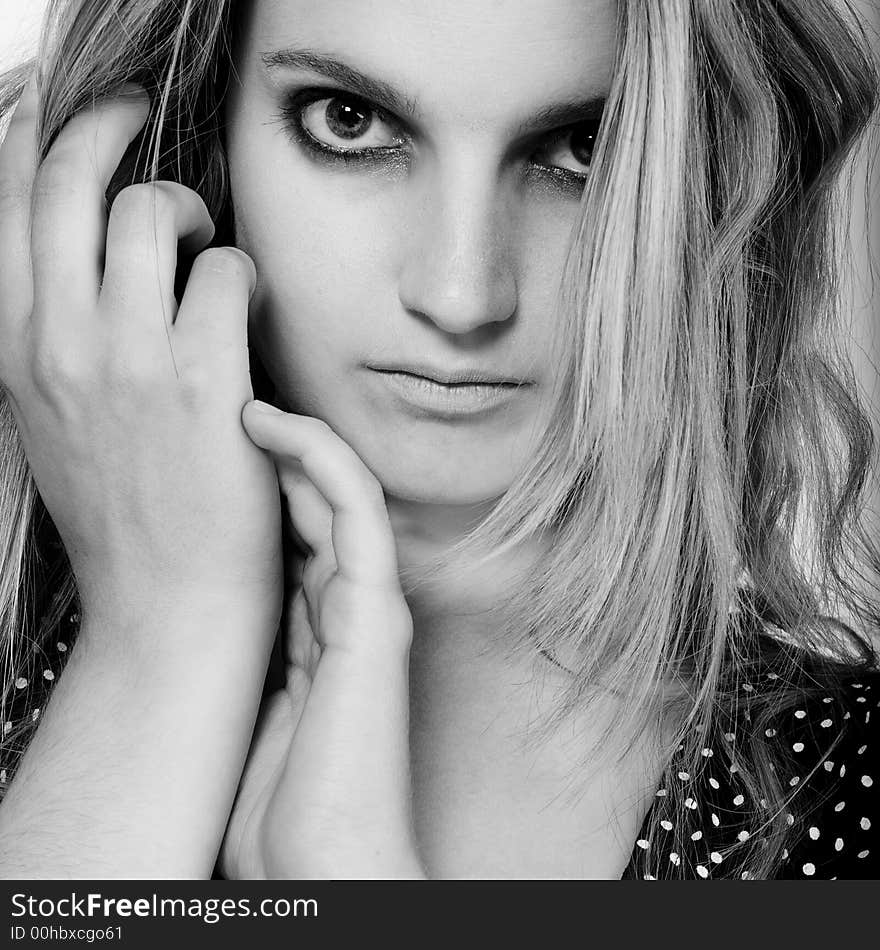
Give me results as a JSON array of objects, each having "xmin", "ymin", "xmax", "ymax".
[
  {"xmin": 218, "ymin": 403, "xmax": 425, "ymax": 880},
  {"xmin": 0, "ymin": 74, "xmax": 283, "ymax": 646}
]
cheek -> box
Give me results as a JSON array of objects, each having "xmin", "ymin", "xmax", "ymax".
[{"xmin": 229, "ymin": 155, "xmax": 407, "ymax": 401}]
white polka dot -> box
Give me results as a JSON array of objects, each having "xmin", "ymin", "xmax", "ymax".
[
  {"xmin": 861, "ymin": 775, "xmax": 873, "ymax": 788},
  {"xmin": 857, "ymin": 745, "xmax": 867, "ymax": 755},
  {"xmin": 710, "ymin": 852, "xmax": 723, "ymax": 864},
  {"xmin": 856, "ymin": 696, "xmax": 867, "ymax": 703},
  {"xmin": 824, "ymin": 761, "xmax": 835, "ymax": 772},
  {"xmin": 767, "ymin": 672, "xmax": 779, "ymax": 680},
  {"xmin": 669, "ymin": 852, "xmax": 681, "ymax": 866},
  {"xmin": 42, "ymin": 670, "xmax": 54, "ymax": 681},
  {"xmin": 782, "ymin": 848, "xmax": 790, "ymax": 860},
  {"xmin": 655, "ymin": 788, "xmax": 667, "ymax": 797},
  {"xmin": 685, "ymin": 797, "xmax": 697, "ymax": 810},
  {"xmin": 711, "ymin": 813, "xmax": 721, "ymax": 827},
  {"xmin": 835, "ymin": 837, "xmax": 844, "ymax": 851},
  {"xmin": 643, "ymin": 874, "xmax": 656, "ymax": 880},
  {"xmin": 691, "ymin": 830, "xmax": 703, "ymax": 842},
  {"xmin": 809, "ymin": 826, "xmax": 820, "ymax": 840},
  {"xmin": 765, "ymin": 728, "xmax": 777, "ymax": 738},
  {"xmin": 742, "ymin": 683, "xmax": 754, "ymax": 692},
  {"xmin": 789, "ymin": 776, "xmax": 801, "ymax": 787},
  {"xmin": 820, "ymin": 719, "xmax": 833, "ymax": 728},
  {"xmin": 794, "ymin": 710, "xmax": 806, "ymax": 719},
  {"xmin": 792, "ymin": 742, "xmax": 804, "ymax": 752},
  {"xmin": 31, "ymin": 708, "xmax": 40, "ymax": 722},
  {"xmin": 660, "ymin": 820, "xmax": 674, "ymax": 831},
  {"xmin": 834, "ymin": 801, "xmax": 846, "ymax": 812},
  {"xmin": 701, "ymin": 748, "xmax": 714, "ymax": 758},
  {"xmin": 724, "ymin": 732, "xmax": 736, "ymax": 742},
  {"xmin": 802, "ymin": 863, "xmax": 816, "ymax": 876},
  {"xmin": 737, "ymin": 830, "xmax": 750, "ymax": 842},
  {"xmin": 14, "ymin": 677, "xmax": 27, "ymax": 690},
  {"xmin": 839, "ymin": 765, "xmax": 846, "ymax": 778},
  {"xmin": 844, "ymin": 711, "xmax": 851, "ymax": 720},
  {"xmin": 733, "ymin": 794, "xmax": 745, "ymax": 806},
  {"xmin": 696, "ymin": 865, "xmax": 709, "ymax": 878},
  {"xmin": 860, "ymin": 817, "xmax": 871, "ymax": 831},
  {"xmin": 709, "ymin": 777, "xmax": 720, "ymax": 790},
  {"xmin": 858, "ymin": 850, "xmax": 870, "ymax": 859},
  {"xmin": 677, "ymin": 771, "xmax": 690, "ymax": 781},
  {"xmin": 786, "ymin": 813, "xmax": 795, "ymax": 826},
  {"xmin": 57, "ymin": 642, "xmax": 68, "ymax": 652},
  {"xmin": 741, "ymin": 871, "xmax": 752, "ymax": 880},
  {"xmin": 823, "ymin": 697, "xmax": 833, "ymax": 704},
  {"xmin": 636, "ymin": 839, "xmax": 650, "ymax": 850}
]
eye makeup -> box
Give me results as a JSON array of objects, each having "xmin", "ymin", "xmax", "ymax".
[{"xmin": 272, "ymin": 84, "xmax": 604, "ymax": 194}]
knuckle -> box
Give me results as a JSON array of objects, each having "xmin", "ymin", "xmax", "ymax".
[
  {"xmin": 176, "ymin": 362, "xmax": 214, "ymax": 407},
  {"xmin": 30, "ymin": 339, "xmax": 82, "ymax": 394},
  {"xmin": 361, "ymin": 476, "xmax": 387, "ymax": 509},
  {"xmin": 110, "ymin": 181, "xmax": 175, "ymax": 226},
  {"xmin": 32, "ymin": 155, "xmax": 80, "ymax": 207}
]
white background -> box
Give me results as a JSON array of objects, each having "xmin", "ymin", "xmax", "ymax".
[{"xmin": 0, "ymin": 0, "xmax": 45, "ymax": 71}]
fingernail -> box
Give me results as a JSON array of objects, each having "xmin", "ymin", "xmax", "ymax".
[{"xmin": 249, "ymin": 400, "xmax": 282, "ymax": 415}]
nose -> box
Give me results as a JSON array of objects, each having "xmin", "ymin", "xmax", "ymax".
[{"xmin": 396, "ymin": 165, "xmax": 518, "ymax": 335}]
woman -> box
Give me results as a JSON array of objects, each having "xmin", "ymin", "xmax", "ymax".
[{"xmin": 0, "ymin": 0, "xmax": 877, "ymax": 880}]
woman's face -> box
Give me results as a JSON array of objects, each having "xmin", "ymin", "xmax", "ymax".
[{"xmin": 225, "ymin": 0, "xmax": 616, "ymax": 505}]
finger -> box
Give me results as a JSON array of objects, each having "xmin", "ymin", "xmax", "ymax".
[
  {"xmin": 172, "ymin": 246, "xmax": 255, "ymax": 366},
  {"xmin": 285, "ymin": 665, "xmax": 310, "ymax": 728},
  {"xmin": 278, "ymin": 461, "xmax": 333, "ymax": 557},
  {"xmin": 285, "ymin": 587, "xmax": 321, "ymax": 679},
  {"xmin": 0, "ymin": 71, "xmax": 39, "ymax": 378},
  {"xmin": 0, "ymin": 71, "xmax": 39, "ymax": 309},
  {"xmin": 100, "ymin": 181, "xmax": 215, "ymax": 331},
  {"xmin": 242, "ymin": 405, "xmax": 399, "ymax": 587},
  {"xmin": 30, "ymin": 84, "xmax": 154, "ymax": 311}
]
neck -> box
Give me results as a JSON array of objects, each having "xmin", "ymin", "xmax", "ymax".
[{"xmin": 384, "ymin": 495, "xmax": 545, "ymax": 634}]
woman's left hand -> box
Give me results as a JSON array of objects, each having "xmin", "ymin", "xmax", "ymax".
[{"xmin": 217, "ymin": 401, "xmax": 425, "ymax": 880}]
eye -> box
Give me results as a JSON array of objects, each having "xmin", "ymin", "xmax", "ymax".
[
  {"xmin": 294, "ymin": 92, "xmax": 405, "ymax": 154},
  {"xmin": 533, "ymin": 121, "xmax": 601, "ymax": 178}
]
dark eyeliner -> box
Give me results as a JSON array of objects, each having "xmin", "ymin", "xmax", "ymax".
[
  {"xmin": 274, "ymin": 88, "xmax": 599, "ymax": 195},
  {"xmin": 275, "ymin": 87, "xmax": 408, "ymax": 166}
]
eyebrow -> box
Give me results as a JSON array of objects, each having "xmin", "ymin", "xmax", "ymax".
[{"xmin": 260, "ymin": 46, "xmax": 607, "ymax": 136}]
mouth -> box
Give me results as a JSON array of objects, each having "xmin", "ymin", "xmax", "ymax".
[
  {"xmin": 366, "ymin": 361, "xmax": 530, "ymax": 386},
  {"xmin": 364, "ymin": 362, "xmax": 533, "ymax": 419}
]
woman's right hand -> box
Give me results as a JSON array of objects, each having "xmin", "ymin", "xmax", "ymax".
[
  {"xmin": 0, "ymin": 73, "xmax": 284, "ymax": 877},
  {"xmin": 0, "ymin": 73, "xmax": 283, "ymax": 646}
]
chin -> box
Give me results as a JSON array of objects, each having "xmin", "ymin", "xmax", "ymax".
[{"xmin": 355, "ymin": 440, "xmax": 521, "ymax": 507}]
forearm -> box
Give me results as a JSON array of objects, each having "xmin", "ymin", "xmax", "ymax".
[
  {"xmin": 271, "ymin": 647, "xmax": 426, "ymax": 879},
  {"xmin": 0, "ymin": 602, "xmax": 276, "ymax": 879}
]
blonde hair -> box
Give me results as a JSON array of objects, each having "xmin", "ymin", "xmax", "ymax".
[{"xmin": 0, "ymin": 0, "xmax": 878, "ymax": 879}]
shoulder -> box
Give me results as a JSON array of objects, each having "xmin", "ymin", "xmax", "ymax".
[{"xmin": 768, "ymin": 667, "xmax": 880, "ymax": 879}]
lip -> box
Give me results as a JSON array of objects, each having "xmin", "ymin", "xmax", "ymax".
[
  {"xmin": 365, "ymin": 363, "xmax": 533, "ymax": 419},
  {"xmin": 367, "ymin": 361, "xmax": 531, "ymax": 386}
]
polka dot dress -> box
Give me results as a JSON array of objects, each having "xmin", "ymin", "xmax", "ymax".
[
  {"xmin": 623, "ymin": 670, "xmax": 880, "ymax": 879},
  {"xmin": 2, "ymin": 609, "xmax": 878, "ymax": 879}
]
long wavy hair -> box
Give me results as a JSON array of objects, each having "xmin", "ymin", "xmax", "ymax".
[{"xmin": 0, "ymin": 0, "xmax": 878, "ymax": 879}]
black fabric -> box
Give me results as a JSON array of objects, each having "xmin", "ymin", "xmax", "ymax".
[{"xmin": 622, "ymin": 668, "xmax": 880, "ymax": 879}]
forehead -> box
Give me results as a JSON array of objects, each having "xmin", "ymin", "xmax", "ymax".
[{"xmin": 239, "ymin": 0, "xmax": 618, "ymax": 123}]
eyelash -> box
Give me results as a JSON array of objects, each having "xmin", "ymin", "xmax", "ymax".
[{"xmin": 275, "ymin": 87, "xmax": 602, "ymax": 189}]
